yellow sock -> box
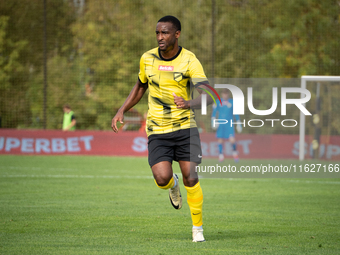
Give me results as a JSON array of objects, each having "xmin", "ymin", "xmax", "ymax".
[
  {"xmin": 185, "ymin": 182, "xmax": 203, "ymax": 227},
  {"xmin": 154, "ymin": 177, "xmax": 175, "ymax": 189}
]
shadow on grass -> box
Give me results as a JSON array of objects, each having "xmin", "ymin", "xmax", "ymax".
[{"xmin": 206, "ymin": 230, "xmax": 278, "ymax": 241}]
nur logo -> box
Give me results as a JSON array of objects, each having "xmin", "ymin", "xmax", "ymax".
[
  {"xmin": 195, "ymin": 83, "xmax": 222, "ymax": 115},
  {"xmin": 198, "ymin": 83, "xmax": 312, "ymax": 129},
  {"xmin": 199, "ymin": 84, "xmax": 311, "ymax": 116}
]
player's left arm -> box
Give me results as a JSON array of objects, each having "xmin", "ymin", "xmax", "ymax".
[
  {"xmin": 232, "ymin": 100, "xmax": 242, "ymax": 133},
  {"xmin": 70, "ymin": 117, "xmax": 76, "ymax": 129},
  {"xmin": 173, "ymin": 56, "xmax": 213, "ymax": 109},
  {"xmin": 173, "ymin": 83, "xmax": 213, "ymax": 109},
  {"xmin": 211, "ymin": 102, "xmax": 219, "ymax": 130},
  {"xmin": 234, "ymin": 111, "xmax": 240, "ymax": 122}
]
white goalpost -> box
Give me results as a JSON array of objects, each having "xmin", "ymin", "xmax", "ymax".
[{"xmin": 299, "ymin": 76, "xmax": 340, "ymax": 161}]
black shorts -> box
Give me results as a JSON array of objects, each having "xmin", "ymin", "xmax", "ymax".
[{"xmin": 148, "ymin": 128, "xmax": 202, "ymax": 167}]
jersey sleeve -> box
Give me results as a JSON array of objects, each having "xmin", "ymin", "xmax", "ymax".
[
  {"xmin": 138, "ymin": 54, "xmax": 148, "ymax": 84},
  {"xmin": 188, "ymin": 56, "xmax": 207, "ymax": 79}
]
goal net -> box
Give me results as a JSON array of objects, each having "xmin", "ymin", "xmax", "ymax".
[{"xmin": 299, "ymin": 76, "xmax": 340, "ymax": 160}]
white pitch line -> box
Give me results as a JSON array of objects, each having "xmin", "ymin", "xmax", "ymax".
[
  {"xmin": 0, "ymin": 174, "xmax": 339, "ymax": 185},
  {"xmin": 224, "ymin": 178, "xmax": 340, "ymax": 185},
  {"xmin": 0, "ymin": 166, "xmax": 78, "ymax": 171},
  {"xmin": 1, "ymin": 174, "xmax": 154, "ymax": 179},
  {"xmin": 277, "ymin": 179, "xmax": 340, "ymax": 185}
]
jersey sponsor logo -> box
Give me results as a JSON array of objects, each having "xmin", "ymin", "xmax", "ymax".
[
  {"xmin": 158, "ymin": 65, "xmax": 174, "ymax": 71},
  {"xmin": 174, "ymin": 72, "xmax": 183, "ymax": 82}
]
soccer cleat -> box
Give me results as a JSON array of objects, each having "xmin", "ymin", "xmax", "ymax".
[
  {"xmin": 169, "ymin": 174, "xmax": 182, "ymax": 210},
  {"xmin": 218, "ymin": 154, "xmax": 224, "ymax": 162},
  {"xmin": 192, "ymin": 228, "xmax": 205, "ymax": 242}
]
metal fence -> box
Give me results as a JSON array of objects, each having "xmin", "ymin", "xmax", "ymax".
[{"xmin": 0, "ymin": 0, "xmax": 339, "ymax": 135}]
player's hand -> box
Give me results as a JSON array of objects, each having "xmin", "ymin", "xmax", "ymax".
[
  {"xmin": 236, "ymin": 123, "xmax": 243, "ymax": 133},
  {"xmin": 173, "ymin": 93, "xmax": 190, "ymax": 109},
  {"xmin": 111, "ymin": 111, "xmax": 124, "ymax": 133}
]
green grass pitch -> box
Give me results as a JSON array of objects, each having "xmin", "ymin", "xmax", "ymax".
[{"xmin": 1, "ymin": 155, "xmax": 339, "ymax": 254}]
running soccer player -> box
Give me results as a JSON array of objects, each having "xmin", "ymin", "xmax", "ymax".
[
  {"xmin": 111, "ymin": 16, "xmax": 211, "ymax": 242},
  {"xmin": 211, "ymin": 89, "xmax": 242, "ymax": 162}
]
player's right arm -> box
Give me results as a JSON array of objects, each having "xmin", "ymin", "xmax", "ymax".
[
  {"xmin": 111, "ymin": 79, "xmax": 148, "ymax": 133},
  {"xmin": 211, "ymin": 103, "xmax": 219, "ymax": 130}
]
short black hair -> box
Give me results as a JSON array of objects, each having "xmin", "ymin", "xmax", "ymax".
[{"xmin": 158, "ymin": 15, "xmax": 181, "ymax": 31}]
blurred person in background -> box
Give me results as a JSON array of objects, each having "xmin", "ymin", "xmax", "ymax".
[
  {"xmin": 211, "ymin": 89, "xmax": 242, "ymax": 162},
  {"xmin": 62, "ymin": 104, "xmax": 76, "ymax": 131}
]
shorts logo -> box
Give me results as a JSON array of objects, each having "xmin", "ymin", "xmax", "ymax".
[{"xmin": 158, "ymin": 65, "xmax": 174, "ymax": 71}]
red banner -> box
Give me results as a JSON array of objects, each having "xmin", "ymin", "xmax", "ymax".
[
  {"xmin": 0, "ymin": 129, "xmax": 147, "ymax": 156},
  {"xmin": 0, "ymin": 129, "xmax": 339, "ymax": 160}
]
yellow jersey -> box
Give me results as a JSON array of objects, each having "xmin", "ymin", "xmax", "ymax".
[{"xmin": 138, "ymin": 47, "xmax": 207, "ymax": 136}]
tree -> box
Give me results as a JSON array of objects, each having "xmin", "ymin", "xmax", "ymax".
[{"xmin": 0, "ymin": 16, "xmax": 29, "ymax": 128}]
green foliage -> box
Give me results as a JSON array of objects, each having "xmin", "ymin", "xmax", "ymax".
[
  {"xmin": 265, "ymin": 0, "xmax": 340, "ymax": 77},
  {"xmin": 0, "ymin": 15, "xmax": 29, "ymax": 128},
  {"xmin": 0, "ymin": 0, "xmax": 339, "ymax": 133}
]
